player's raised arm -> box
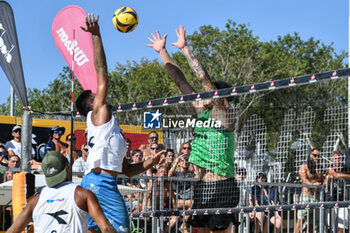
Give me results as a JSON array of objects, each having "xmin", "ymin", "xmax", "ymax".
[
  {"xmin": 147, "ymin": 30, "xmax": 197, "ymax": 109},
  {"xmin": 81, "ymin": 13, "xmax": 110, "ymax": 125},
  {"xmin": 172, "ymin": 25, "xmax": 216, "ymax": 93}
]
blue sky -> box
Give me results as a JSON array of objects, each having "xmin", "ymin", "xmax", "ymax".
[{"xmin": 0, "ymin": 0, "xmax": 348, "ymax": 106}]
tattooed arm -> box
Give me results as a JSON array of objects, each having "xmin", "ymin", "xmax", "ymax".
[
  {"xmin": 173, "ymin": 26, "xmax": 233, "ymax": 129},
  {"xmin": 172, "ymin": 26, "xmax": 215, "ymax": 92}
]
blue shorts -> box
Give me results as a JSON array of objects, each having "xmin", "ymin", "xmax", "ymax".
[{"xmin": 81, "ymin": 172, "xmax": 130, "ymax": 232}]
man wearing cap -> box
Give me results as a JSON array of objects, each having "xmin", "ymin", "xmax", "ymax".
[
  {"xmin": 5, "ymin": 125, "xmax": 22, "ymax": 158},
  {"xmin": 7, "ymin": 151, "xmax": 118, "ymax": 233},
  {"xmin": 75, "ymin": 14, "xmax": 165, "ymax": 233},
  {"xmin": 44, "ymin": 126, "xmax": 68, "ymax": 157}
]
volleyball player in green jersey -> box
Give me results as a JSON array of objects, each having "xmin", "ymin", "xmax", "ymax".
[{"xmin": 148, "ymin": 26, "xmax": 238, "ymax": 233}]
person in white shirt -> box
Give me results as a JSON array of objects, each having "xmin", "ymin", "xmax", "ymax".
[
  {"xmin": 73, "ymin": 144, "xmax": 89, "ymax": 174},
  {"xmin": 5, "ymin": 125, "xmax": 35, "ymax": 160},
  {"xmin": 6, "ymin": 151, "xmax": 117, "ymax": 233},
  {"xmin": 5, "ymin": 125, "xmax": 22, "ymax": 158}
]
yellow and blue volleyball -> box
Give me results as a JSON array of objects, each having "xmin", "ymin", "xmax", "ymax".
[{"xmin": 112, "ymin": 7, "xmax": 138, "ymax": 33}]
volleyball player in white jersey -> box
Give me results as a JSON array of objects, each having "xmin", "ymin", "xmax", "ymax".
[
  {"xmin": 7, "ymin": 151, "xmax": 117, "ymax": 233},
  {"xmin": 75, "ymin": 14, "xmax": 165, "ymax": 233}
]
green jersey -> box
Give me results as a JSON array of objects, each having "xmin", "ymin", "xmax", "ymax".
[{"xmin": 189, "ymin": 109, "xmax": 235, "ymax": 177}]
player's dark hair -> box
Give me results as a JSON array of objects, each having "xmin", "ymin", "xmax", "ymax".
[{"xmin": 76, "ymin": 90, "xmax": 92, "ymax": 117}]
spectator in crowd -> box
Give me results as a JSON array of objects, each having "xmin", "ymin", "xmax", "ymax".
[
  {"xmin": 139, "ymin": 131, "xmax": 164, "ymax": 160},
  {"xmin": 73, "ymin": 143, "xmax": 89, "ymax": 175},
  {"xmin": 7, "ymin": 154, "xmax": 20, "ymax": 169},
  {"xmin": 249, "ymin": 171, "xmax": 281, "ymax": 233},
  {"xmin": 149, "ymin": 142, "xmax": 162, "ymax": 175},
  {"xmin": 149, "ymin": 165, "xmax": 176, "ymax": 232},
  {"xmin": 131, "ymin": 149, "xmax": 144, "ymax": 164},
  {"xmin": 63, "ymin": 133, "xmax": 79, "ymax": 163},
  {"xmin": 168, "ymin": 142, "xmax": 194, "ymax": 210},
  {"xmin": 125, "ymin": 138, "xmax": 132, "ymax": 164},
  {"xmin": 128, "ymin": 149, "xmax": 148, "ymax": 212},
  {"xmin": 164, "ymin": 149, "xmax": 175, "ymax": 169},
  {"xmin": 296, "ymin": 148, "xmax": 325, "ymax": 233},
  {"xmin": 43, "ymin": 126, "xmax": 67, "ymax": 157},
  {"xmin": 5, "ymin": 126, "xmax": 22, "ymax": 158},
  {"xmin": 156, "ymin": 148, "xmax": 175, "ymax": 171},
  {"xmin": 327, "ymin": 151, "xmax": 350, "ymax": 233},
  {"xmin": 5, "ymin": 155, "xmax": 20, "ymax": 181},
  {"xmin": 0, "ymin": 144, "xmax": 8, "ymax": 165}
]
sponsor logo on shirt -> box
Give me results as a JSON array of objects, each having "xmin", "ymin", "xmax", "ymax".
[{"xmin": 46, "ymin": 198, "xmax": 65, "ymax": 203}]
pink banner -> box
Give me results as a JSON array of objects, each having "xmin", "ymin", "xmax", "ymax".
[{"xmin": 52, "ymin": 5, "xmax": 97, "ymax": 93}]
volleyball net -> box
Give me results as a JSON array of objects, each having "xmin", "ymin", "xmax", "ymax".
[{"xmin": 113, "ymin": 68, "xmax": 350, "ymax": 184}]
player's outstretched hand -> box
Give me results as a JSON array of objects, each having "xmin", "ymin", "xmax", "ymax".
[
  {"xmin": 81, "ymin": 13, "xmax": 100, "ymax": 35},
  {"xmin": 172, "ymin": 25, "xmax": 187, "ymax": 50},
  {"xmin": 152, "ymin": 150, "xmax": 167, "ymax": 165},
  {"xmin": 146, "ymin": 30, "xmax": 168, "ymax": 53}
]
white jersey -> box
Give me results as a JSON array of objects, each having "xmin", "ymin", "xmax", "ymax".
[
  {"xmin": 32, "ymin": 182, "xmax": 88, "ymax": 233},
  {"xmin": 86, "ymin": 111, "xmax": 126, "ymax": 174}
]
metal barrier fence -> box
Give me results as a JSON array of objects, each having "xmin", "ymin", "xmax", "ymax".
[
  {"xmin": 1, "ymin": 169, "xmax": 350, "ymax": 232},
  {"xmin": 116, "ymin": 175, "xmax": 350, "ymax": 233}
]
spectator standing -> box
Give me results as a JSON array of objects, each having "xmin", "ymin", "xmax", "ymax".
[{"xmin": 296, "ymin": 148, "xmax": 325, "ymax": 233}]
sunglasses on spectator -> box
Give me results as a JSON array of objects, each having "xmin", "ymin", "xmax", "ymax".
[
  {"xmin": 183, "ymin": 147, "xmax": 191, "ymax": 150},
  {"xmin": 0, "ymin": 152, "xmax": 7, "ymax": 156},
  {"xmin": 257, "ymin": 173, "xmax": 266, "ymax": 179},
  {"xmin": 312, "ymin": 153, "xmax": 320, "ymax": 158},
  {"xmin": 149, "ymin": 136, "xmax": 158, "ymax": 140},
  {"xmin": 151, "ymin": 147, "xmax": 158, "ymax": 150},
  {"xmin": 83, "ymin": 148, "xmax": 88, "ymax": 152},
  {"xmin": 13, "ymin": 129, "xmax": 21, "ymax": 133},
  {"xmin": 54, "ymin": 130, "xmax": 63, "ymax": 134}
]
